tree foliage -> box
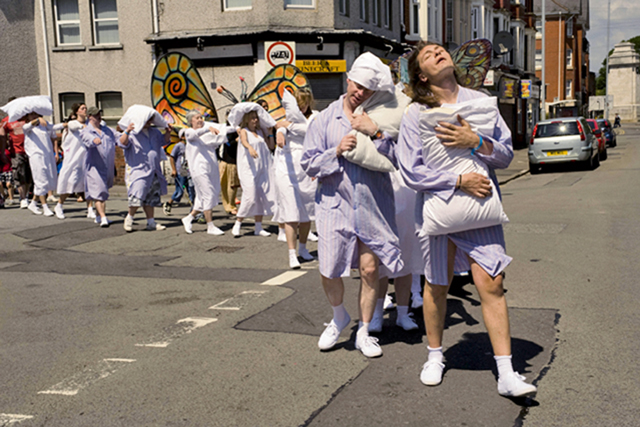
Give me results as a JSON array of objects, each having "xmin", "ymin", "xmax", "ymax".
[{"xmin": 597, "ymin": 37, "xmax": 640, "ymax": 95}]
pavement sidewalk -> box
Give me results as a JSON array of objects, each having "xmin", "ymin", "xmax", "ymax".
[{"xmin": 496, "ymin": 146, "xmax": 529, "ymax": 184}]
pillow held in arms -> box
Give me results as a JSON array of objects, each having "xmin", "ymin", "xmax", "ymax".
[
  {"xmin": 342, "ymin": 89, "xmax": 411, "ymax": 172},
  {"xmin": 200, "ymin": 122, "xmax": 228, "ymax": 147},
  {"xmin": 118, "ymin": 104, "xmax": 167, "ymax": 133},
  {"xmin": 418, "ymin": 96, "xmax": 509, "ymax": 236},
  {"xmin": 0, "ymin": 95, "xmax": 53, "ymax": 122}
]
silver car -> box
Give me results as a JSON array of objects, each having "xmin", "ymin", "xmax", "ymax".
[{"xmin": 528, "ymin": 117, "xmax": 599, "ymax": 174}]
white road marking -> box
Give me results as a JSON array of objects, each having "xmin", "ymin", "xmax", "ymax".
[
  {"xmin": 135, "ymin": 317, "xmax": 217, "ymax": 348},
  {"xmin": 209, "ymin": 290, "xmax": 267, "ymax": 310},
  {"xmin": 261, "ymin": 271, "xmax": 307, "ymax": 286},
  {"xmin": 0, "ymin": 414, "xmax": 35, "ymax": 424},
  {"xmin": 37, "ymin": 358, "xmax": 136, "ymax": 396}
]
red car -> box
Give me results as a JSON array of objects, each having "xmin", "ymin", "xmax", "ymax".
[{"xmin": 586, "ymin": 119, "xmax": 608, "ymax": 161}]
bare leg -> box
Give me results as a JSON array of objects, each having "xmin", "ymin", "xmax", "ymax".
[
  {"xmin": 142, "ymin": 205, "xmax": 154, "ymax": 219},
  {"xmin": 423, "ymin": 239, "xmax": 457, "ymax": 348},
  {"xmin": 128, "ymin": 206, "xmax": 139, "ymax": 217},
  {"xmin": 285, "ymin": 222, "xmax": 298, "ymax": 250},
  {"xmin": 255, "ymin": 215, "xmax": 263, "ymax": 223},
  {"xmin": 377, "ymin": 277, "xmax": 389, "ymax": 299},
  {"xmin": 358, "ymin": 240, "xmax": 379, "ymax": 323},
  {"xmin": 321, "ymin": 275, "xmax": 345, "ymax": 307},
  {"xmin": 59, "ymin": 194, "xmax": 68, "ymax": 204},
  {"xmin": 470, "ymin": 260, "xmax": 511, "ymax": 356},
  {"xmin": 298, "ymin": 221, "xmax": 311, "ymax": 244},
  {"xmin": 394, "ymin": 274, "xmax": 412, "ymax": 307},
  {"xmin": 204, "ymin": 209, "xmax": 213, "ymax": 223},
  {"xmin": 94, "ymin": 201, "xmax": 106, "ymax": 218}
]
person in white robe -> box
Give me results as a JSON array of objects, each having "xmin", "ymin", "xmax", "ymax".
[{"xmin": 180, "ymin": 110, "xmax": 226, "ymax": 236}]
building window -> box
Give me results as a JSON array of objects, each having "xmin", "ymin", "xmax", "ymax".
[
  {"xmin": 372, "ymin": 0, "xmax": 379, "ymax": 25},
  {"xmin": 91, "ymin": 0, "xmax": 119, "ymax": 45},
  {"xmin": 409, "ymin": 0, "xmax": 419, "ymax": 37},
  {"xmin": 471, "ymin": 7, "xmax": 479, "ymax": 39},
  {"xmin": 566, "ymin": 48, "xmax": 573, "ymax": 68},
  {"xmin": 565, "ymin": 80, "xmax": 572, "ymax": 99},
  {"xmin": 96, "ymin": 91, "xmax": 122, "ymax": 127},
  {"xmin": 535, "ymin": 48, "xmax": 542, "ymax": 70},
  {"xmin": 566, "ymin": 18, "xmax": 573, "ymax": 37},
  {"xmin": 59, "ymin": 92, "xmax": 85, "ymax": 120},
  {"xmin": 284, "ymin": 0, "xmax": 314, "ymax": 8},
  {"xmin": 224, "ymin": 0, "xmax": 252, "ymax": 10},
  {"xmin": 338, "ymin": 0, "xmax": 348, "ymax": 16},
  {"xmin": 359, "ymin": 0, "xmax": 367, "ymax": 22},
  {"xmin": 428, "ymin": 0, "xmax": 440, "ymax": 42},
  {"xmin": 53, "ymin": 0, "xmax": 81, "ymax": 45},
  {"xmin": 445, "ymin": 0, "xmax": 453, "ymax": 43},
  {"xmin": 383, "ymin": 0, "xmax": 391, "ymax": 29}
]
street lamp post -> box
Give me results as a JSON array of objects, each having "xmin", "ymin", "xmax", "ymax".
[
  {"xmin": 541, "ymin": 0, "xmax": 546, "ymax": 120},
  {"xmin": 605, "ymin": 0, "xmax": 611, "ymax": 120}
]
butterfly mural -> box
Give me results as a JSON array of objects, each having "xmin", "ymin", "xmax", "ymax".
[
  {"xmin": 151, "ymin": 52, "xmax": 311, "ymax": 154},
  {"xmin": 389, "ymin": 39, "xmax": 492, "ymax": 91}
]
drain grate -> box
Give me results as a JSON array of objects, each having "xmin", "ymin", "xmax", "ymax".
[{"xmin": 207, "ymin": 245, "xmax": 243, "ymax": 253}]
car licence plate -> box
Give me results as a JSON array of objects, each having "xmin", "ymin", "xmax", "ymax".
[{"xmin": 546, "ymin": 150, "xmax": 568, "ymax": 156}]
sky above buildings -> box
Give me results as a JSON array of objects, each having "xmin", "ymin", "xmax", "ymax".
[{"xmin": 588, "ymin": 0, "xmax": 640, "ymax": 73}]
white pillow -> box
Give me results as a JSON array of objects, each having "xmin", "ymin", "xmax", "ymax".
[
  {"xmin": 0, "ymin": 96, "xmax": 53, "ymax": 122},
  {"xmin": 200, "ymin": 122, "xmax": 228, "ymax": 147},
  {"xmin": 118, "ymin": 105, "xmax": 167, "ymax": 133},
  {"xmin": 418, "ymin": 96, "xmax": 509, "ymax": 236},
  {"xmin": 281, "ymin": 90, "xmax": 307, "ymax": 125}
]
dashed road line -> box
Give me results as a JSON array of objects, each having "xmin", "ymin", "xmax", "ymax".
[
  {"xmin": 37, "ymin": 358, "xmax": 136, "ymax": 396},
  {"xmin": 135, "ymin": 317, "xmax": 217, "ymax": 348},
  {"xmin": 209, "ymin": 290, "xmax": 268, "ymax": 310},
  {"xmin": 261, "ymin": 270, "xmax": 307, "ymax": 286},
  {"xmin": 0, "ymin": 414, "xmax": 35, "ymax": 424}
]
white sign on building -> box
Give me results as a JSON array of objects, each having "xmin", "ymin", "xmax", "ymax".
[{"xmin": 265, "ymin": 42, "xmax": 296, "ymax": 68}]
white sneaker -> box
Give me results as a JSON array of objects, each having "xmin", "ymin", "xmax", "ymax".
[
  {"xmin": 497, "ymin": 372, "xmax": 537, "ymax": 398},
  {"xmin": 5, "ymin": 199, "xmax": 15, "ymax": 206},
  {"xmin": 420, "ymin": 360, "xmax": 445, "ymax": 386},
  {"xmin": 46, "ymin": 195, "xmax": 58, "ymax": 203},
  {"xmin": 396, "ymin": 313, "xmax": 419, "ymax": 331},
  {"xmin": 42, "ymin": 205, "xmax": 54, "ymax": 217},
  {"xmin": 232, "ymin": 222, "xmax": 241, "ymax": 237},
  {"xmin": 355, "ymin": 334, "xmax": 382, "ymax": 358},
  {"xmin": 368, "ymin": 312, "xmax": 383, "ymax": 333},
  {"xmin": 100, "ymin": 217, "xmax": 110, "ymax": 228},
  {"xmin": 181, "ymin": 216, "xmax": 193, "ymax": 234},
  {"xmin": 318, "ymin": 317, "xmax": 350, "ymax": 351},
  {"xmin": 289, "ymin": 252, "xmax": 301, "ymax": 269},
  {"xmin": 298, "ymin": 247, "xmax": 315, "ymax": 261},
  {"xmin": 124, "ymin": 216, "xmax": 134, "ymax": 232},
  {"xmin": 87, "ymin": 209, "xmax": 96, "ymax": 219},
  {"xmin": 255, "ymin": 229, "xmax": 271, "ymax": 237},
  {"xmin": 277, "ymin": 230, "xmax": 287, "ymax": 242},
  {"xmin": 54, "ymin": 204, "xmax": 65, "ymax": 219},
  {"xmin": 308, "ymin": 231, "xmax": 319, "ymax": 242},
  {"xmin": 383, "ymin": 293, "xmax": 394, "ymax": 310},
  {"xmin": 411, "ymin": 292, "xmax": 424, "ymax": 309},
  {"xmin": 146, "ymin": 222, "xmax": 166, "ymax": 231},
  {"xmin": 20, "ymin": 199, "xmax": 29, "ymax": 209},
  {"xmin": 28, "ymin": 201, "xmax": 42, "ymax": 215},
  {"xmin": 207, "ymin": 225, "xmax": 224, "ymax": 235}
]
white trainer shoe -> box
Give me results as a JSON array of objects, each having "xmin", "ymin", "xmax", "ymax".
[
  {"xmin": 181, "ymin": 216, "xmax": 193, "ymax": 234},
  {"xmin": 255, "ymin": 229, "xmax": 271, "ymax": 237},
  {"xmin": 42, "ymin": 205, "xmax": 54, "ymax": 217},
  {"xmin": 298, "ymin": 247, "xmax": 315, "ymax": 261},
  {"xmin": 87, "ymin": 209, "xmax": 96, "ymax": 219},
  {"xmin": 100, "ymin": 217, "xmax": 110, "ymax": 228},
  {"xmin": 383, "ymin": 293, "xmax": 394, "ymax": 310},
  {"xmin": 396, "ymin": 313, "xmax": 419, "ymax": 331},
  {"xmin": 368, "ymin": 312, "xmax": 384, "ymax": 333},
  {"xmin": 355, "ymin": 334, "xmax": 383, "ymax": 358},
  {"xmin": 146, "ymin": 222, "xmax": 166, "ymax": 231},
  {"xmin": 420, "ymin": 360, "xmax": 445, "ymax": 386},
  {"xmin": 318, "ymin": 317, "xmax": 350, "ymax": 351},
  {"xmin": 28, "ymin": 201, "xmax": 42, "ymax": 215},
  {"xmin": 232, "ymin": 222, "xmax": 241, "ymax": 237},
  {"xmin": 411, "ymin": 292, "xmax": 424, "ymax": 309},
  {"xmin": 207, "ymin": 225, "xmax": 224, "ymax": 235},
  {"xmin": 497, "ymin": 372, "xmax": 537, "ymax": 398},
  {"xmin": 54, "ymin": 204, "xmax": 65, "ymax": 219},
  {"xmin": 124, "ymin": 216, "xmax": 134, "ymax": 232},
  {"xmin": 277, "ymin": 230, "xmax": 287, "ymax": 242},
  {"xmin": 289, "ymin": 252, "xmax": 301, "ymax": 270},
  {"xmin": 20, "ymin": 199, "xmax": 29, "ymax": 209},
  {"xmin": 307, "ymin": 231, "xmax": 319, "ymax": 242}
]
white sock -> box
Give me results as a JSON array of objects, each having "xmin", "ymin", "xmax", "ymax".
[
  {"xmin": 288, "ymin": 248, "xmax": 297, "ymax": 257},
  {"xmin": 411, "ymin": 274, "xmax": 422, "ymax": 294},
  {"xmin": 88, "ymin": 206, "xmax": 94, "ymax": 213},
  {"xmin": 185, "ymin": 213, "xmax": 194, "ymax": 221},
  {"xmin": 357, "ymin": 321, "xmax": 370, "ymax": 337},
  {"xmin": 397, "ymin": 305, "xmax": 409, "ymax": 319},
  {"xmin": 427, "ymin": 346, "xmax": 444, "ymax": 364},
  {"xmin": 278, "ymin": 228, "xmax": 285, "ymax": 236},
  {"xmin": 56, "ymin": 202, "xmax": 63, "ymax": 208},
  {"xmin": 255, "ymin": 222, "xmax": 263, "ymax": 232},
  {"xmin": 147, "ymin": 218, "xmax": 156, "ymax": 226},
  {"xmin": 374, "ymin": 298, "xmax": 384, "ymax": 318},
  {"xmin": 207, "ymin": 221, "xmax": 214, "ymax": 227},
  {"xmin": 494, "ymin": 355, "xmax": 514, "ymax": 378},
  {"xmin": 331, "ymin": 303, "xmax": 349, "ymax": 327},
  {"xmin": 126, "ymin": 213, "xmax": 134, "ymax": 221}
]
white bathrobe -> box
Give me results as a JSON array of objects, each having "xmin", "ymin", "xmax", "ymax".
[{"xmin": 57, "ymin": 120, "xmax": 87, "ymax": 194}]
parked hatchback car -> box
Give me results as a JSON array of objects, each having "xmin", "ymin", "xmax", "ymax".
[
  {"xmin": 586, "ymin": 119, "xmax": 608, "ymax": 161},
  {"xmin": 597, "ymin": 118, "xmax": 617, "ymax": 147},
  {"xmin": 529, "ymin": 117, "xmax": 600, "ymax": 174}
]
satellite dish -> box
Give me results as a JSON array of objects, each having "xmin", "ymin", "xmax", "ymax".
[{"xmin": 493, "ymin": 31, "xmax": 514, "ymax": 56}]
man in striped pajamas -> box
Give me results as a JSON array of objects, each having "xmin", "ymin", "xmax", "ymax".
[{"xmin": 301, "ymin": 53, "xmax": 403, "ymax": 358}]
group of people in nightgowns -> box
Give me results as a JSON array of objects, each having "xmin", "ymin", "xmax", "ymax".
[{"xmin": 0, "ymin": 42, "xmax": 539, "ymax": 399}]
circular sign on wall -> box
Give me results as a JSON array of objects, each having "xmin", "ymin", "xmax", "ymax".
[{"xmin": 266, "ymin": 42, "xmax": 296, "ymax": 68}]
